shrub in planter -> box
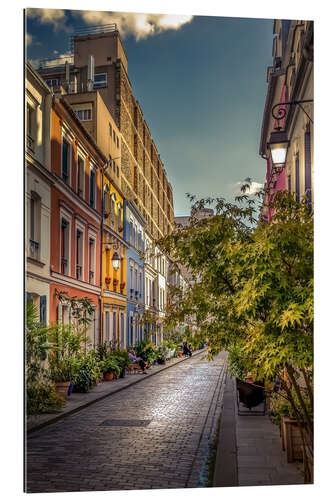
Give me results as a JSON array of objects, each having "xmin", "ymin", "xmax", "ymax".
[
  {"xmin": 100, "ymin": 354, "xmax": 121, "ymax": 380},
  {"xmin": 71, "ymin": 351, "xmax": 102, "ymax": 393},
  {"xmin": 27, "ymin": 380, "xmax": 65, "ymax": 415},
  {"xmin": 111, "ymin": 350, "xmax": 131, "ymax": 378},
  {"xmin": 156, "ymin": 345, "xmax": 168, "ymax": 363}
]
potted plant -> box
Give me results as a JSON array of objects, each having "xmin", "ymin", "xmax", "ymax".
[
  {"xmin": 105, "ymin": 276, "xmax": 111, "ymax": 285},
  {"xmin": 100, "ymin": 354, "xmax": 121, "ymax": 381},
  {"xmin": 112, "ymin": 350, "xmax": 131, "ymax": 378},
  {"xmin": 48, "ymin": 355, "xmax": 74, "ymax": 398},
  {"xmin": 156, "ymin": 345, "xmax": 168, "ymax": 364}
]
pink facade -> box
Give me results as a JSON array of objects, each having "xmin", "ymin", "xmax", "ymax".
[{"xmin": 264, "ymin": 85, "xmax": 287, "ymax": 221}]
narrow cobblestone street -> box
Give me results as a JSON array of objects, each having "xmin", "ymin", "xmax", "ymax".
[{"xmin": 26, "ymin": 352, "xmax": 227, "ymax": 493}]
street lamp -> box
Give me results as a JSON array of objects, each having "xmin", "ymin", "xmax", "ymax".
[
  {"xmin": 112, "ymin": 251, "xmax": 121, "ymax": 270},
  {"xmin": 268, "ymin": 130, "xmax": 289, "ymax": 173}
]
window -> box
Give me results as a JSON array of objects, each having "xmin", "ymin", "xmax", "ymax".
[
  {"xmin": 26, "ymin": 104, "xmax": 35, "ymax": 151},
  {"xmin": 117, "ymin": 137, "xmax": 119, "ymax": 148},
  {"xmin": 109, "ymin": 124, "xmax": 112, "ymax": 136},
  {"xmin": 40, "ymin": 296, "xmax": 47, "ymax": 324},
  {"xmin": 130, "ymin": 220, "xmax": 134, "ymax": 245},
  {"xmin": 29, "ymin": 191, "xmax": 41, "ymax": 260},
  {"xmin": 120, "ymin": 313, "xmax": 125, "ymax": 348},
  {"xmin": 110, "ymin": 194, "xmax": 116, "ymax": 228},
  {"xmin": 76, "ymin": 229, "xmax": 84, "ymax": 280},
  {"xmin": 105, "ymin": 311, "xmax": 110, "ymax": 343},
  {"xmin": 117, "ymin": 203, "xmax": 122, "ymax": 231},
  {"xmin": 113, "ymin": 130, "xmax": 116, "ymax": 143},
  {"xmin": 62, "ymin": 137, "xmax": 70, "ymax": 184},
  {"xmin": 75, "ymin": 109, "xmax": 92, "ymax": 121},
  {"xmin": 61, "ymin": 218, "xmax": 70, "ymax": 275},
  {"xmin": 130, "ymin": 265, "xmax": 133, "ymax": 296},
  {"xmin": 89, "ymin": 166, "xmax": 96, "ymax": 208},
  {"xmin": 93, "ymin": 73, "xmax": 107, "ymax": 88},
  {"xmin": 117, "ymin": 166, "xmax": 119, "ymax": 177},
  {"xmin": 77, "ymin": 155, "xmax": 85, "ymax": 197},
  {"xmin": 88, "ymin": 237, "xmax": 95, "ymax": 284},
  {"xmin": 112, "ymin": 311, "xmax": 117, "ymax": 344}
]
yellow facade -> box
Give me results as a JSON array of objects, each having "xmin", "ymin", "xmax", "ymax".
[{"xmin": 101, "ymin": 168, "xmax": 128, "ymax": 348}]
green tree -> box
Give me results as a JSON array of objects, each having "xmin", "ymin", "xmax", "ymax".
[{"xmin": 157, "ymin": 191, "xmax": 313, "ymax": 481}]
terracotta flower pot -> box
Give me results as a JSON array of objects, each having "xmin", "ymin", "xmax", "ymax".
[
  {"xmin": 54, "ymin": 381, "xmax": 71, "ymax": 399},
  {"xmin": 103, "ymin": 372, "xmax": 116, "ymax": 381}
]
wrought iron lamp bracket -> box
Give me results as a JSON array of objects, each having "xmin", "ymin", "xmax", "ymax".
[{"xmin": 272, "ymin": 99, "xmax": 313, "ymax": 129}]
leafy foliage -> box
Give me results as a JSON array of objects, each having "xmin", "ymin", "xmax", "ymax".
[{"xmin": 157, "ymin": 190, "xmax": 313, "ymax": 480}]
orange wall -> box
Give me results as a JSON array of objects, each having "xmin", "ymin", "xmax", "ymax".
[{"xmin": 49, "ymin": 283, "xmax": 99, "ymax": 324}]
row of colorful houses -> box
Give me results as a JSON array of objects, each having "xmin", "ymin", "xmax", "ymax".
[{"xmin": 25, "ymin": 61, "xmax": 189, "ymax": 349}]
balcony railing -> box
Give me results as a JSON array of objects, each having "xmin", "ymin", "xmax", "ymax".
[
  {"xmin": 29, "ymin": 239, "xmax": 39, "ymax": 260},
  {"xmin": 27, "ymin": 135, "xmax": 35, "ymax": 153},
  {"xmin": 61, "ymin": 257, "xmax": 68, "ymax": 274},
  {"xmin": 76, "ymin": 265, "xmax": 82, "ymax": 280}
]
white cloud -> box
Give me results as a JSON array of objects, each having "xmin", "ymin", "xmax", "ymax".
[
  {"xmin": 27, "ymin": 8, "xmax": 69, "ymax": 32},
  {"xmin": 228, "ymin": 179, "xmax": 264, "ymax": 198},
  {"xmin": 75, "ymin": 10, "xmax": 193, "ymax": 40},
  {"xmin": 26, "ymin": 33, "xmax": 33, "ymax": 45},
  {"xmin": 28, "ymin": 51, "xmax": 73, "ymax": 70}
]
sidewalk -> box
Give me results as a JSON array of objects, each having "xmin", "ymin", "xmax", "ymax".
[
  {"xmin": 213, "ymin": 375, "xmax": 304, "ymax": 488},
  {"xmin": 27, "ymin": 349, "xmax": 206, "ymax": 434}
]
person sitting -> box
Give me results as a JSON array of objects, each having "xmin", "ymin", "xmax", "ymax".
[
  {"xmin": 128, "ymin": 350, "xmax": 147, "ymax": 374},
  {"xmin": 188, "ymin": 344, "xmax": 193, "ymax": 357},
  {"xmin": 182, "ymin": 342, "xmax": 189, "ymax": 357}
]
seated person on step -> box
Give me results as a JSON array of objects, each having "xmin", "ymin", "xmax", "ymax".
[{"xmin": 128, "ymin": 350, "xmax": 148, "ymax": 374}]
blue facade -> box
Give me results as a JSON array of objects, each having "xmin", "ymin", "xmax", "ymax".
[{"xmin": 123, "ymin": 200, "xmax": 146, "ymax": 347}]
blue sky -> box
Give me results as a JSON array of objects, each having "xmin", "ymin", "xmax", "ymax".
[{"xmin": 26, "ymin": 9, "xmax": 274, "ymax": 216}]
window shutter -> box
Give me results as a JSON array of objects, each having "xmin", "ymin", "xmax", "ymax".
[
  {"xmin": 40, "ymin": 295, "xmax": 46, "ymax": 324},
  {"xmin": 304, "ymin": 126, "xmax": 312, "ymax": 205}
]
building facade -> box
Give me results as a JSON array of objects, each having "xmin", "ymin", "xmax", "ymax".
[
  {"xmin": 25, "ymin": 62, "xmax": 53, "ymax": 323},
  {"xmin": 49, "ymin": 95, "xmax": 106, "ymax": 347},
  {"xmin": 259, "ymin": 20, "xmax": 314, "ymax": 220},
  {"xmin": 124, "ymin": 200, "xmax": 146, "ymax": 346},
  {"xmin": 37, "ymin": 26, "xmax": 175, "ymax": 242},
  {"xmin": 101, "ymin": 167, "xmax": 128, "ymax": 348}
]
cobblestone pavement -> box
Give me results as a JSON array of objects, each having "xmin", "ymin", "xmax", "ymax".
[{"xmin": 25, "ymin": 351, "xmax": 228, "ymax": 493}]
